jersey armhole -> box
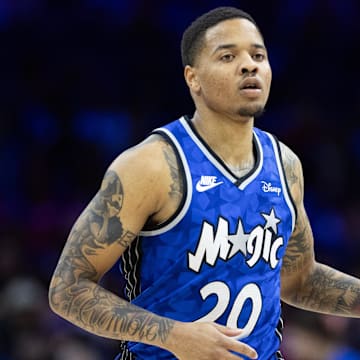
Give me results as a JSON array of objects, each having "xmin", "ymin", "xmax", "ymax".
[
  {"xmin": 267, "ymin": 133, "xmax": 297, "ymax": 232},
  {"xmin": 139, "ymin": 129, "xmax": 192, "ymax": 236}
]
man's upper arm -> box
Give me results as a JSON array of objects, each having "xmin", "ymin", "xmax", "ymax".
[
  {"xmin": 280, "ymin": 142, "xmax": 316, "ymax": 301},
  {"xmin": 51, "ymin": 136, "xmax": 171, "ymax": 285}
]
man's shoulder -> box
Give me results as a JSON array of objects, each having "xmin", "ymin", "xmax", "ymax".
[
  {"xmin": 134, "ymin": 133, "xmax": 172, "ymax": 153},
  {"xmin": 278, "ymin": 141, "xmax": 301, "ymax": 168},
  {"xmin": 254, "ymin": 128, "xmax": 302, "ymax": 168},
  {"xmin": 277, "ymin": 141, "xmax": 304, "ymax": 206},
  {"xmin": 110, "ymin": 133, "xmax": 178, "ymax": 178}
]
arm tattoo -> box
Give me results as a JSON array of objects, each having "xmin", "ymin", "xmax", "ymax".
[
  {"xmin": 280, "ymin": 144, "xmax": 360, "ymax": 317},
  {"xmin": 162, "ymin": 143, "xmax": 183, "ymax": 200},
  {"xmin": 49, "ymin": 170, "xmax": 175, "ymax": 343},
  {"xmin": 280, "ymin": 144, "xmax": 313, "ymax": 275},
  {"xmin": 280, "ymin": 143, "xmax": 303, "ymax": 198},
  {"xmin": 293, "ymin": 264, "xmax": 360, "ymax": 317},
  {"xmin": 281, "ymin": 210, "xmax": 313, "ymax": 275}
]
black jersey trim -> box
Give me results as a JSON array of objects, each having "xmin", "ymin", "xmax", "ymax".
[
  {"xmin": 139, "ymin": 128, "xmax": 193, "ymax": 237},
  {"xmin": 118, "ymin": 341, "xmax": 136, "ymax": 360},
  {"xmin": 272, "ymin": 134, "xmax": 298, "ymax": 223},
  {"xmin": 140, "ymin": 130, "xmax": 187, "ymax": 232},
  {"xmin": 182, "ymin": 115, "xmax": 263, "ymax": 189},
  {"xmin": 274, "ymin": 316, "xmax": 285, "ymax": 359},
  {"xmin": 265, "ymin": 132, "xmax": 296, "ymax": 232},
  {"xmin": 275, "ymin": 316, "xmax": 284, "ymax": 342},
  {"xmin": 120, "ymin": 235, "xmax": 141, "ymax": 301},
  {"xmin": 118, "ymin": 238, "xmax": 141, "ymax": 360}
]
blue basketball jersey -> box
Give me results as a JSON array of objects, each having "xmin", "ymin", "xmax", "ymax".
[{"xmin": 118, "ymin": 116, "xmax": 295, "ymax": 360}]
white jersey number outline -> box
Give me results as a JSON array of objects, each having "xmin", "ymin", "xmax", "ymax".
[{"xmin": 196, "ymin": 281, "xmax": 262, "ymax": 339}]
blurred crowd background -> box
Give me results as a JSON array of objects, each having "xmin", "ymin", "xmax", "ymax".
[{"xmin": 1, "ymin": 0, "xmax": 360, "ymax": 359}]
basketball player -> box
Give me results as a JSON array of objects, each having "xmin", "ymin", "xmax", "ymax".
[{"xmin": 49, "ymin": 7, "xmax": 360, "ymax": 360}]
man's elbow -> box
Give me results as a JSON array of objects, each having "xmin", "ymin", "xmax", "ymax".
[
  {"xmin": 280, "ymin": 281, "xmax": 297, "ymax": 305},
  {"xmin": 48, "ymin": 276, "xmax": 65, "ymax": 317}
]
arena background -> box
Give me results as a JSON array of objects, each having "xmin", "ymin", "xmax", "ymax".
[{"xmin": 1, "ymin": 0, "xmax": 360, "ymax": 359}]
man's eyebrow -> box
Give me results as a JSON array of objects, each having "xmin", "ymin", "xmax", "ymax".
[
  {"xmin": 212, "ymin": 43, "xmax": 266, "ymax": 55},
  {"xmin": 212, "ymin": 44, "xmax": 237, "ymax": 55},
  {"xmin": 251, "ymin": 43, "xmax": 266, "ymax": 50}
]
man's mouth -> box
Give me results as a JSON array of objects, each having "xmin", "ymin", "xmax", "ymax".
[{"xmin": 240, "ymin": 78, "xmax": 261, "ymax": 90}]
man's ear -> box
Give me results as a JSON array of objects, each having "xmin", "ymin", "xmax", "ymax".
[{"xmin": 184, "ymin": 65, "xmax": 201, "ymax": 94}]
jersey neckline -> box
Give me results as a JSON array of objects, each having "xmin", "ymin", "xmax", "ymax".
[{"xmin": 181, "ymin": 115, "xmax": 263, "ymax": 190}]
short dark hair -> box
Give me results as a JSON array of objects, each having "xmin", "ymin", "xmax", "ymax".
[{"xmin": 181, "ymin": 7, "xmax": 260, "ymax": 67}]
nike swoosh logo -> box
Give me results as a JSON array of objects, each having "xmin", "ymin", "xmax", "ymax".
[{"xmin": 196, "ymin": 181, "xmax": 223, "ymax": 192}]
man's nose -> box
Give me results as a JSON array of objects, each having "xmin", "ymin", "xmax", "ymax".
[{"xmin": 240, "ymin": 56, "xmax": 258, "ymax": 75}]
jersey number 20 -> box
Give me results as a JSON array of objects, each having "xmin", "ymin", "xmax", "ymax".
[{"xmin": 196, "ymin": 281, "xmax": 262, "ymax": 339}]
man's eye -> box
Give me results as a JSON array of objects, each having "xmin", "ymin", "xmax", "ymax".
[
  {"xmin": 220, "ymin": 54, "xmax": 235, "ymax": 62},
  {"xmin": 253, "ymin": 53, "xmax": 265, "ymax": 61}
]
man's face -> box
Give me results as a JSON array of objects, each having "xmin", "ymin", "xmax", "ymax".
[{"xmin": 189, "ymin": 18, "xmax": 272, "ymax": 120}]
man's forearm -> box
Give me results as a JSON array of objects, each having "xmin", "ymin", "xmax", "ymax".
[
  {"xmin": 288, "ymin": 262, "xmax": 360, "ymax": 317},
  {"xmin": 49, "ymin": 278, "xmax": 175, "ymax": 345}
]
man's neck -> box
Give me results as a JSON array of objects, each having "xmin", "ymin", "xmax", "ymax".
[{"xmin": 190, "ymin": 111, "xmax": 255, "ymax": 171}]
